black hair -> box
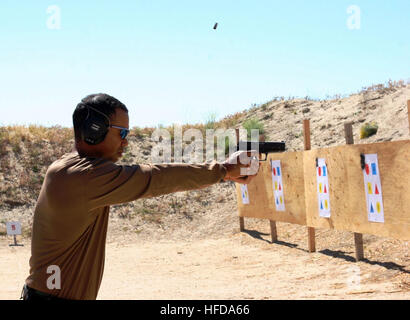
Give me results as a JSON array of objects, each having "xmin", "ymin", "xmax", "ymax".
[{"xmin": 72, "ymin": 93, "xmax": 128, "ymax": 142}]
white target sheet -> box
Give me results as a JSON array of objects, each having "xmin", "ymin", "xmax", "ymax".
[
  {"xmin": 271, "ymin": 160, "xmax": 285, "ymax": 211},
  {"xmin": 6, "ymin": 221, "xmax": 21, "ymax": 235},
  {"xmin": 316, "ymin": 158, "xmax": 331, "ymax": 218},
  {"xmin": 362, "ymin": 154, "xmax": 384, "ymax": 223},
  {"xmin": 240, "ymin": 184, "xmax": 250, "ymax": 204}
]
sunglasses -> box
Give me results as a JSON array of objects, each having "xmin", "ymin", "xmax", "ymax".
[{"xmin": 110, "ymin": 125, "xmax": 130, "ymax": 140}]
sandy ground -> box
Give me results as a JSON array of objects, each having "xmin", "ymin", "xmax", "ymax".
[{"xmin": 2, "ymin": 226, "xmax": 409, "ymax": 300}]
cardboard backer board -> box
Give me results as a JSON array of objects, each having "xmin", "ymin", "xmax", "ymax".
[
  {"xmin": 236, "ymin": 151, "xmax": 307, "ymax": 225},
  {"xmin": 304, "ymin": 139, "xmax": 410, "ymax": 240}
]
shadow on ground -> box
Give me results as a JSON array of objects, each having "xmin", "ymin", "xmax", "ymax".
[
  {"xmin": 240, "ymin": 230, "xmax": 409, "ymax": 273},
  {"xmin": 319, "ymin": 249, "xmax": 410, "ymax": 273},
  {"xmin": 241, "ymin": 228, "xmax": 308, "ymax": 252}
]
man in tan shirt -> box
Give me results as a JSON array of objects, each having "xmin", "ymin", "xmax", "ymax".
[{"xmin": 22, "ymin": 93, "xmax": 258, "ymax": 300}]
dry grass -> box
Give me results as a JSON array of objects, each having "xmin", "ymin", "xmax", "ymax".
[
  {"xmin": 130, "ymin": 126, "xmax": 156, "ymax": 139},
  {"xmin": 0, "ymin": 125, "xmax": 74, "ymax": 206},
  {"xmin": 359, "ymin": 79, "xmax": 407, "ymax": 95}
]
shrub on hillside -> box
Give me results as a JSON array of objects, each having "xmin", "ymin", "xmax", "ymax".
[
  {"xmin": 242, "ymin": 118, "xmax": 266, "ymax": 140},
  {"xmin": 360, "ymin": 122, "xmax": 378, "ymax": 139}
]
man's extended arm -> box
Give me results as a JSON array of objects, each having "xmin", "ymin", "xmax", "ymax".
[{"xmin": 84, "ymin": 151, "xmax": 257, "ymax": 210}]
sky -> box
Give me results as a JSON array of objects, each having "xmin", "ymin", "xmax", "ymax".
[{"xmin": 0, "ymin": 0, "xmax": 409, "ymax": 128}]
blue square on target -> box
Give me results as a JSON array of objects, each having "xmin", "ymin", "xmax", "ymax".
[{"xmin": 277, "ymin": 167, "xmax": 280, "ymax": 176}]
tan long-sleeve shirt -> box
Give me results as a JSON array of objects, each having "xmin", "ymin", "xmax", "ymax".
[{"xmin": 25, "ymin": 151, "xmax": 227, "ymax": 300}]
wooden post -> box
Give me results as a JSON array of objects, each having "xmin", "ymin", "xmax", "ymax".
[
  {"xmin": 259, "ymin": 131, "xmax": 278, "ymax": 242},
  {"xmin": 344, "ymin": 122, "xmax": 364, "ymax": 261},
  {"xmin": 344, "ymin": 122, "xmax": 354, "ymax": 145},
  {"xmin": 354, "ymin": 232, "xmax": 364, "ymax": 261},
  {"xmin": 235, "ymin": 128, "xmax": 240, "ymax": 145},
  {"xmin": 239, "ymin": 217, "xmax": 245, "ymax": 231},
  {"xmin": 270, "ymin": 220, "xmax": 277, "ymax": 243},
  {"xmin": 303, "ymin": 119, "xmax": 316, "ymax": 253},
  {"xmin": 236, "ymin": 128, "xmax": 245, "ymax": 232},
  {"xmin": 303, "ymin": 119, "xmax": 311, "ymax": 151}
]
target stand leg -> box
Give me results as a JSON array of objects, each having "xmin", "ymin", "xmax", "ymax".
[
  {"xmin": 239, "ymin": 217, "xmax": 245, "ymax": 232},
  {"xmin": 270, "ymin": 220, "xmax": 277, "ymax": 243},
  {"xmin": 9, "ymin": 235, "xmax": 24, "ymax": 247}
]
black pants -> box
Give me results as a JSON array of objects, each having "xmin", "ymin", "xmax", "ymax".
[{"xmin": 21, "ymin": 284, "xmax": 67, "ymax": 301}]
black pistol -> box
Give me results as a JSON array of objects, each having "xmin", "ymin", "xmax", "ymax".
[{"xmin": 236, "ymin": 141, "xmax": 286, "ymax": 161}]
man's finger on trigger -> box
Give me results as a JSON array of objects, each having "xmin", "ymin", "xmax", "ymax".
[
  {"xmin": 240, "ymin": 175, "xmax": 253, "ymax": 184},
  {"xmin": 232, "ymin": 175, "xmax": 246, "ymax": 183},
  {"xmin": 242, "ymin": 177, "xmax": 252, "ymax": 184}
]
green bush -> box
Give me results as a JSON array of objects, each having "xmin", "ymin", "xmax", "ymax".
[
  {"xmin": 360, "ymin": 122, "xmax": 378, "ymax": 139},
  {"xmin": 224, "ymin": 136, "xmax": 236, "ymax": 156},
  {"xmin": 242, "ymin": 118, "xmax": 265, "ymax": 140},
  {"xmin": 204, "ymin": 112, "xmax": 217, "ymax": 130},
  {"xmin": 260, "ymin": 102, "xmax": 269, "ymax": 111}
]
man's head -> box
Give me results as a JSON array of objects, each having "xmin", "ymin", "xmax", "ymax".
[{"xmin": 73, "ymin": 93, "xmax": 129, "ymax": 163}]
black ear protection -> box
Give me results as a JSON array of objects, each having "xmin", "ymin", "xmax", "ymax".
[{"xmin": 81, "ymin": 105, "xmax": 111, "ymax": 145}]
